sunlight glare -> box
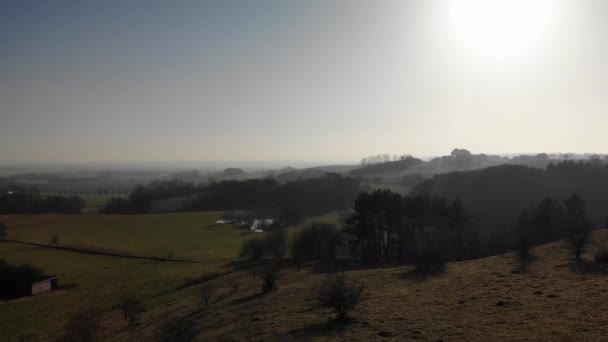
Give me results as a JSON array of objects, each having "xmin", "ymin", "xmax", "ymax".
[{"xmin": 449, "ymin": 0, "xmax": 556, "ymax": 57}]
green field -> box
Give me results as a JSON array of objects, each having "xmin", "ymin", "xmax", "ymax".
[{"xmin": 3, "ymin": 212, "xmax": 255, "ymax": 262}]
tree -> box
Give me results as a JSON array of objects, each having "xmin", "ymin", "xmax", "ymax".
[
  {"xmin": 0, "ymin": 222, "xmax": 6, "ymax": 240},
  {"xmin": 318, "ymin": 273, "xmax": 364, "ymax": 320},
  {"xmin": 564, "ymin": 194, "xmax": 592, "ymax": 261},
  {"xmin": 291, "ymin": 223, "xmax": 341, "ymax": 270},
  {"xmin": 515, "ymin": 210, "xmax": 532, "ymax": 272},
  {"xmin": 264, "ymin": 227, "xmax": 287, "ymax": 263}
]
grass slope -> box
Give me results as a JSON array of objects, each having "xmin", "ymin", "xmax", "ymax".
[{"xmin": 100, "ymin": 230, "xmax": 608, "ymax": 341}]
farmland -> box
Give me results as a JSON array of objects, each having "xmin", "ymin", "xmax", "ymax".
[{"xmin": 0, "ymin": 211, "xmax": 338, "ymax": 340}]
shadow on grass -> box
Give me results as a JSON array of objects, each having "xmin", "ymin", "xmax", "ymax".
[
  {"xmin": 230, "ymin": 292, "xmax": 266, "ymax": 305},
  {"xmin": 273, "ymin": 317, "xmax": 359, "ymax": 340},
  {"xmin": 571, "ymin": 259, "xmax": 608, "ymax": 275},
  {"xmin": 310, "ymin": 260, "xmax": 392, "ymax": 275},
  {"xmin": 58, "ymin": 283, "xmax": 79, "ymax": 290},
  {"xmin": 399, "ymin": 266, "xmax": 447, "ymax": 281}
]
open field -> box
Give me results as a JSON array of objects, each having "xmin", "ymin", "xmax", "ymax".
[
  {"xmin": 0, "ymin": 211, "xmax": 340, "ymax": 340},
  {"xmin": 1, "ymin": 212, "xmax": 254, "ymax": 262},
  {"xmin": 0, "ymin": 242, "xmax": 207, "ymax": 341}
]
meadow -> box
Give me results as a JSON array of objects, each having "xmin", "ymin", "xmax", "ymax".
[{"xmin": 2, "ymin": 212, "xmax": 252, "ymax": 262}]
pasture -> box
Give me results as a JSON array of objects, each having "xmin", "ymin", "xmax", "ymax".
[{"xmin": 0, "ymin": 211, "xmax": 340, "ymax": 340}]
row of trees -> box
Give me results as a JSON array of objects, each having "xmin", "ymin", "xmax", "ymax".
[
  {"xmin": 412, "ymin": 161, "xmax": 608, "ymax": 255},
  {"xmin": 238, "ymin": 190, "xmax": 471, "ymax": 275},
  {"xmin": 516, "ymin": 194, "xmax": 593, "ymax": 267},
  {"xmin": 102, "ymin": 174, "xmax": 361, "ymax": 221},
  {"xmin": 344, "ymin": 190, "xmax": 471, "ymax": 270},
  {"xmin": 0, "ymin": 190, "xmax": 85, "ymax": 215}
]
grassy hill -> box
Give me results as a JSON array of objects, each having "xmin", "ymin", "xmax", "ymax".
[
  {"xmin": 2, "ymin": 212, "xmax": 608, "ymax": 341},
  {"xmin": 103, "ymin": 230, "xmax": 608, "ymax": 341}
]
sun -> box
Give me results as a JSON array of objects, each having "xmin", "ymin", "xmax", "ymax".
[{"xmin": 449, "ymin": 0, "xmax": 556, "ymax": 57}]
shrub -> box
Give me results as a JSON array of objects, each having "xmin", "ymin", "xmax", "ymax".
[
  {"xmin": 51, "ymin": 234, "xmax": 60, "ymax": 244},
  {"xmin": 60, "ymin": 307, "xmax": 102, "ymax": 342},
  {"xmin": 0, "ymin": 222, "xmax": 5, "ymax": 240},
  {"xmin": 158, "ymin": 316, "xmax": 199, "ymax": 342},
  {"xmin": 318, "ymin": 273, "xmax": 364, "ymax": 320},
  {"xmin": 118, "ymin": 295, "xmax": 143, "ymax": 327},
  {"xmin": 240, "ymin": 237, "xmax": 266, "ymax": 261},
  {"xmin": 595, "ymin": 248, "xmax": 608, "ymax": 265}
]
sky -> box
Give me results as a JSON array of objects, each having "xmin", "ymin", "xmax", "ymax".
[{"xmin": 1, "ymin": 0, "xmax": 608, "ymax": 163}]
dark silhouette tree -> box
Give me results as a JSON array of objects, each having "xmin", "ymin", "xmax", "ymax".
[{"xmin": 564, "ymin": 194, "xmax": 592, "ymax": 261}]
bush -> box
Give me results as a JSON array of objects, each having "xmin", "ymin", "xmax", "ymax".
[
  {"xmin": 118, "ymin": 295, "xmax": 143, "ymax": 327},
  {"xmin": 51, "ymin": 234, "xmax": 60, "ymax": 244},
  {"xmin": 0, "ymin": 222, "xmax": 5, "ymax": 240},
  {"xmin": 158, "ymin": 316, "xmax": 199, "ymax": 342},
  {"xmin": 318, "ymin": 273, "xmax": 364, "ymax": 320},
  {"xmin": 240, "ymin": 237, "xmax": 266, "ymax": 261},
  {"xmin": 60, "ymin": 307, "xmax": 102, "ymax": 342},
  {"xmin": 595, "ymin": 248, "xmax": 608, "ymax": 264}
]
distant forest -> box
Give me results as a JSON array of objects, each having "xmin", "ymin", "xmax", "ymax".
[
  {"xmin": 0, "ymin": 190, "xmax": 85, "ymax": 214},
  {"xmin": 412, "ymin": 160, "xmax": 608, "ymax": 253},
  {"xmin": 102, "ymin": 174, "xmax": 361, "ymax": 222}
]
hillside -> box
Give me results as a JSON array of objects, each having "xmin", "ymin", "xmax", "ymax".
[
  {"xmin": 22, "ymin": 229, "xmax": 607, "ymax": 341},
  {"xmin": 137, "ymin": 229, "xmax": 608, "ymax": 341}
]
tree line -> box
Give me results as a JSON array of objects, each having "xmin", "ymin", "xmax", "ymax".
[
  {"xmin": 412, "ymin": 160, "xmax": 608, "ymax": 255},
  {"xmin": 101, "ymin": 174, "xmax": 361, "ymax": 221},
  {"xmin": 0, "ymin": 188, "xmax": 85, "ymax": 214}
]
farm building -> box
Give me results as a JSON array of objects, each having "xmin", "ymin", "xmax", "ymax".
[
  {"xmin": 31, "ymin": 276, "xmax": 59, "ymax": 295},
  {"xmin": 0, "ymin": 261, "xmax": 59, "ymax": 299}
]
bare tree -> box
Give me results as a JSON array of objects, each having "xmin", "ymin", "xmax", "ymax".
[
  {"xmin": 564, "ymin": 194, "xmax": 592, "ymax": 261},
  {"xmin": 318, "ymin": 273, "xmax": 364, "ymax": 320}
]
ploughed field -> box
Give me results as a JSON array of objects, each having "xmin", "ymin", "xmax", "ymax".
[{"xmin": 1, "ymin": 212, "xmax": 608, "ymax": 341}]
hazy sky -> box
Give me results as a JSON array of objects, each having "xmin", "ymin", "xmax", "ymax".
[{"xmin": 1, "ymin": 0, "xmax": 608, "ymax": 163}]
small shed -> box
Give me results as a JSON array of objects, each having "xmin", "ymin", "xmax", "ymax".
[{"xmin": 31, "ymin": 276, "xmax": 59, "ymax": 295}]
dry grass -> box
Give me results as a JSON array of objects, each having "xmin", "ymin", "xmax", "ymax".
[{"xmin": 101, "ymin": 230, "xmax": 608, "ymax": 341}]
